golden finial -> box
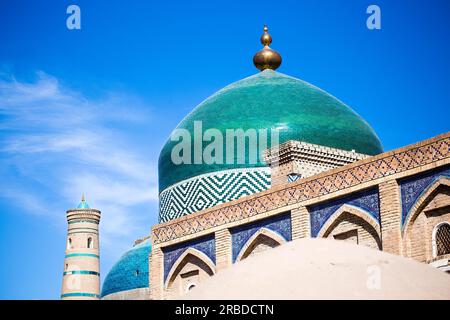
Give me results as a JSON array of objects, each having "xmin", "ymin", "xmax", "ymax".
[
  {"xmin": 253, "ymin": 25, "xmax": 282, "ymax": 71},
  {"xmin": 260, "ymin": 25, "xmax": 272, "ymax": 46}
]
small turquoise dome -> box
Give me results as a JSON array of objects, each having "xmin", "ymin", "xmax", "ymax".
[
  {"xmin": 159, "ymin": 70, "xmax": 383, "ymax": 192},
  {"xmin": 77, "ymin": 196, "xmax": 90, "ymax": 209},
  {"xmin": 101, "ymin": 240, "xmax": 151, "ymax": 298}
]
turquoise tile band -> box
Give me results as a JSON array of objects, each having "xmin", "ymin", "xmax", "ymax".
[
  {"xmin": 65, "ymin": 253, "xmax": 99, "ymax": 259},
  {"xmin": 61, "ymin": 292, "xmax": 100, "ymax": 298},
  {"xmin": 63, "ymin": 270, "xmax": 100, "ymax": 276}
]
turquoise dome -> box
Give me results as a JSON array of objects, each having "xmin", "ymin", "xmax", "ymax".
[
  {"xmin": 159, "ymin": 70, "xmax": 383, "ymax": 192},
  {"xmin": 101, "ymin": 240, "xmax": 151, "ymax": 298},
  {"xmin": 77, "ymin": 199, "xmax": 89, "ymax": 209}
]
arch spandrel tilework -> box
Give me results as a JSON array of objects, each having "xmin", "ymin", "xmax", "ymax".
[
  {"xmin": 399, "ymin": 165, "xmax": 450, "ymax": 226},
  {"xmin": 162, "ymin": 234, "xmax": 215, "ymax": 282},
  {"xmin": 230, "ymin": 213, "xmax": 292, "ymax": 262},
  {"xmin": 153, "ymin": 134, "xmax": 450, "ymax": 245},
  {"xmin": 308, "ymin": 188, "xmax": 380, "ymax": 237}
]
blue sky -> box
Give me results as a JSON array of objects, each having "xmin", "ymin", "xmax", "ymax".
[{"xmin": 0, "ymin": 0, "xmax": 449, "ymax": 299}]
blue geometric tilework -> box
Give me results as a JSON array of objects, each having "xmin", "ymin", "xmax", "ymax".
[
  {"xmin": 64, "ymin": 270, "xmax": 100, "ymax": 276},
  {"xmin": 159, "ymin": 168, "xmax": 271, "ymax": 223},
  {"xmin": 400, "ymin": 165, "xmax": 450, "ymax": 227},
  {"xmin": 65, "ymin": 253, "xmax": 99, "ymax": 258},
  {"xmin": 231, "ymin": 212, "xmax": 291, "ymax": 263},
  {"xmin": 61, "ymin": 293, "xmax": 100, "ymax": 299},
  {"xmin": 101, "ymin": 240, "xmax": 151, "ymax": 298},
  {"xmin": 162, "ymin": 234, "xmax": 215, "ymax": 282},
  {"xmin": 288, "ymin": 173, "xmax": 301, "ymax": 183},
  {"xmin": 309, "ymin": 187, "xmax": 380, "ymax": 237}
]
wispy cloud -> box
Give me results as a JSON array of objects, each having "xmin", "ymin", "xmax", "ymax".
[{"xmin": 0, "ymin": 72, "xmax": 158, "ymax": 258}]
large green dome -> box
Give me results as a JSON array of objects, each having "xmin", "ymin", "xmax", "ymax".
[{"xmin": 159, "ymin": 70, "xmax": 383, "ymax": 192}]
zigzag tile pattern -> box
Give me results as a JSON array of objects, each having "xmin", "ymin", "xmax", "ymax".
[
  {"xmin": 153, "ymin": 134, "xmax": 450, "ymax": 245},
  {"xmin": 159, "ymin": 168, "xmax": 271, "ymax": 222}
]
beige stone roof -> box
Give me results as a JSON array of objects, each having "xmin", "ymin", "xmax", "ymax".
[{"xmin": 182, "ymin": 238, "xmax": 450, "ymax": 300}]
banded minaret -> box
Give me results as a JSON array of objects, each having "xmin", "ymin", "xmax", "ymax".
[{"xmin": 61, "ymin": 195, "xmax": 101, "ymax": 300}]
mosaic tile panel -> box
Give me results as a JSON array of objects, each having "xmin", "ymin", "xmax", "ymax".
[
  {"xmin": 308, "ymin": 187, "xmax": 380, "ymax": 237},
  {"xmin": 230, "ymin": 212, "xmax": 291, "ymax": 262},
  {"xmin": 153, "ymin": 134, "xmax": 450, "ymax": 244},
  {"xmin": 162, "ymin": 234, "xmax": 215, "ymax": 282},
  {"xmin": 159, "ymin": 168, "xmax": 271, "ymax": 222},
  {"xmin": 400, "ymin": 165, "xmax": 450, "ymax": 226}
]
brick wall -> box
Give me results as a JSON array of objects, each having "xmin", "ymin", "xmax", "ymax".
[
  {"xmin": 215, "ymin": 229, "xmax": 232, "ymax": 272},
  {"xmin": 405, "ymin": 187, "xmax": 450, "ymax": 262},
  {"xmin": 149, "ymin": 247, "xmax": 163, "ymax": 300},
  {"xmin": 379, "ymin": 179, "xmax": 403, "ymax": 255},
  {"xmin": 291, "ymin": 206, "xmax": 310, "ymax": 239},
  {"xmin": 324, "ymin": 212, "xmax": 381, "ymax": 250},
  {"xmin": 149, "ymin": 132, "xmax": 450, "ymax": 300}
]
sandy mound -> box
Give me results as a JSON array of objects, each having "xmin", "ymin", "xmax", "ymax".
[{"xmin": 182, "ymin": 238, "xmax": 450, "ymax": 300}]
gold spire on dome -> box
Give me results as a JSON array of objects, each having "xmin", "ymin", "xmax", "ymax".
[{"xmin": 253, "ymin": 25, "xmax": 282, "ymax": 71}]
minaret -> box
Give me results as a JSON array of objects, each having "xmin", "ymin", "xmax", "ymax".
[{"xmin": 61, "ymin": 194, "xmax": 101, "ymax": 300}]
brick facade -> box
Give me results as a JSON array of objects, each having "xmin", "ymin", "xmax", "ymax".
[
  {"xmin": 150, "ymin": 132, "xmax": 450, "ymax": 299},
  {"xmin": 291, "ymin": 206, "xmax": 310, "ymax": 240},
  {"xmin": 264, "ymin": 140, "xmax": 368, "ymax": 187},
  {"xmin": 215, "ymin": 229, "xmax": 232, "ymax": 272},
  {"xmin": 379, "ymin": 179, "xmax": 403, "ymax": 255}
]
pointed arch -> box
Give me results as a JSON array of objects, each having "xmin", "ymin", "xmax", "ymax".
[
  {"xmin": 235, "ymin": 228, "xmax": 287, "ymax": 262},
  {"xmin": 164, "ymin": 248, "xmax": 215, "ymax": 288},
  {"xmin": 316, "ymin": 204, "xmax": 381, "ymax": 249},
  {"xmin": 317, "ymin": 204, "xmax": 381, "ymax": 238},
  {"xmin": 403, "ymin": 177, "xmax": 450, "ymax": 236}
]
